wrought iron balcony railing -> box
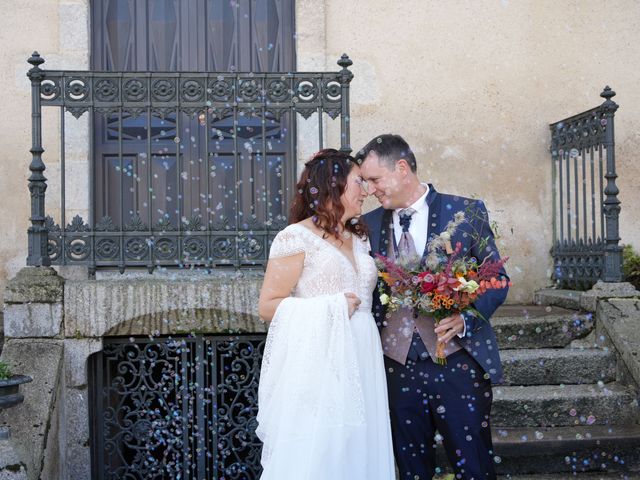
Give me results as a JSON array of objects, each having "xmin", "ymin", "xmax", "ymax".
[{"xmin": 26, "ymin": 52, "xmax": 354, "ymax": 274}]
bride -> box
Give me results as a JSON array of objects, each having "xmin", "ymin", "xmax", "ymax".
[{"xmin": 256, "ymin": 149, "xmax": 395, "ymax": 479}]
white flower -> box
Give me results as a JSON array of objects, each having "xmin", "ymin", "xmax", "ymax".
[{"xmin": 380, "ymin": 293, "xmax": 390, "ymax": 305}]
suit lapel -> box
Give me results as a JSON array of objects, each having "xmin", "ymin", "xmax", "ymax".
[
  {"xmin": 421, "ymin": 184, "xmax": 441, "ymax": 263},
  {"xmin": 379, "ymin": 209, "xmax": 393, "ymax": 257}
]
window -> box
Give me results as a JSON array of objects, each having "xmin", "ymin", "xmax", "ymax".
[{"xmin": 90, "ymin": 0, "xmax": 295, "ymax": 261}]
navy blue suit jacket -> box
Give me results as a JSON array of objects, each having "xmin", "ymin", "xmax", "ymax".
[{"xmin": 362, "ymin": 185, "xmax": 508, "ymax": 384}]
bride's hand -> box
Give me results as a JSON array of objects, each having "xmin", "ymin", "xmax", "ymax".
[{"xmin": 344, "ymin": 292, "xmax": 361, "ymax": 317}]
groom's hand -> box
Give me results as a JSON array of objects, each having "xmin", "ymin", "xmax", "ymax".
[{"xmin": 434, "ymin": 314, "xmax": 464, "ymax": 344}]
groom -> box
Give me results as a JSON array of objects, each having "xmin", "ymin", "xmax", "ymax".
[{"xmin": 358, "ymin": 134, "xmax": 509, "ymax": 480}]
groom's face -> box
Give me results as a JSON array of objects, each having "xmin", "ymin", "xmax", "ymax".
[{"xmin": 360, "ymin": 152, "xmax": 404, "ymax": 209}]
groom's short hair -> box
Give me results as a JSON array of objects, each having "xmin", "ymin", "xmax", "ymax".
[{"xmin": 355, "ymin": 134, "xmax": 417, "ymax": 173}]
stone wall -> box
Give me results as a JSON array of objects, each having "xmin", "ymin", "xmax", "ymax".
[
  {"xmin": 2, "ymin": 0, "xmax": 640, "ymax": 305},
  {"xmin": 0, "ymin": 267, "xmax": 266, "ymax": 480}
]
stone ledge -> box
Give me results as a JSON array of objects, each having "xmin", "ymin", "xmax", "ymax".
[{"xmin": 64, "ymin": 273, "xmax": 265, "ymax": 338}]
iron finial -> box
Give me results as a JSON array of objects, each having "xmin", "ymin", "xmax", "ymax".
[
  {"xmin": 600, "ymin": 85, "xmax": 618, "ymax": 113},
  {"xmin": 337, "ymin": 53, "xmax": 353, "ymax": 69}
]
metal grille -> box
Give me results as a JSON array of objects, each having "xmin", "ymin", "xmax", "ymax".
[
  {"xmin": 89, "ymin": 335, "xmax": 266, "ymax": 480},
  {"xmin": 549, "ymin": 86, "xmax": 622, "ymax": 289}
]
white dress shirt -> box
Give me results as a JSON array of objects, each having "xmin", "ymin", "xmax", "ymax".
[{"xmin": 392, "ymin": 184, "xmax": 429, "ymax": 256}]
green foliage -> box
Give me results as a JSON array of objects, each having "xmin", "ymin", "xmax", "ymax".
[
  {"xmin": 623, "ymin": 244, "xmax": 640, "ymax": 290},
  {"xmin": 0, "ymin": 361, "xmax": 12, "ymax": 380}
]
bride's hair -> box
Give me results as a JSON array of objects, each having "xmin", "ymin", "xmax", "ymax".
[{"xmin": 289, "ymin": 148, "xmax": 368, "ymax": 240}]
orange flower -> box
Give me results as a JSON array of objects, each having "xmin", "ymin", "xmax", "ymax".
[{"xmin": 379, "ymin": 272, "xmax": 395, "ymax": 285}]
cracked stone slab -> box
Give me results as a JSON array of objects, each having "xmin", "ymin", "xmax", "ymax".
[{"xmin": 581, "ymin": 281, "xmax": 640, "ymax": 312}]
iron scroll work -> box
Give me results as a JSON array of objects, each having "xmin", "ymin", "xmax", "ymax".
[
  {"xmin": 89, "ymin": 335, "xmax": 266, "ymax": 479},
  {"xmin": 549, "ymin": 86, "xmax": 622, "ymax": 289},
  {"xmin": 26, "ymin": 52, "xmax": 354, "ymax": 272}
]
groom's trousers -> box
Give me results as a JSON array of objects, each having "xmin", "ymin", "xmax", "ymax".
[{"xmin": 385, "ymin": 341, "xmax": 496, "ymax": 480}]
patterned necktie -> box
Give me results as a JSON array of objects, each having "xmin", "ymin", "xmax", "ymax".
[{"xmin": 397, "ymin": 208, "xmax": 417, "ymax": 260}]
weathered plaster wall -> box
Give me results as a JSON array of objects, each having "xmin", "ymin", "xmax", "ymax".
[
  {"xmin": 0, "ymin": 0, "xmax": 89, "ymax": 303},
  {"xmin": 321, "ymin": 0, "xmax": 640, "ymax": 302},
  {"xmin": 1, "ymin": 1, "xmax": 639, "ymax": 304}
]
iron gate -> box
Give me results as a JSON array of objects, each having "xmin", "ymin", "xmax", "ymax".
[
  {"xmin": 89, "ymin": 335, "xmax": 266, "ymax": 479},
  {"xmin": 549, "ymin": 86, "xmax": 622, "ymax": 289}
]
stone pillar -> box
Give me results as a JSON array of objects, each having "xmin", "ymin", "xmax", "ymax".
[
  {"xmin": 0, "ymin": 267, "xmax": 65, "ymax": 480},
  {"xmin": 3, "ymin": 267, "xmax": 64, "ymax": 337},
  {"xmin": 60, "ymin": 338, "xmax": 102, "ymax": 480}
]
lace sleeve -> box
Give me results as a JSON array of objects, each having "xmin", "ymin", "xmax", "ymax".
[{"xmin": 269, "ymin": 226, "xmax": 306, "ymax": 259}]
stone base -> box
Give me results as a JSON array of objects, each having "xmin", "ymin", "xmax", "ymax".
[{"xmin": 4, "ymin": 267, "xmax": 64, "ymax": 304}]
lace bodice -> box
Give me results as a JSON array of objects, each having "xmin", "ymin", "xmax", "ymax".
[{"xmin": 269, "ymin": 223, "xmax": 377, "ymax": 311}]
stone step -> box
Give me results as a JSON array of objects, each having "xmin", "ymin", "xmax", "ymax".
[
  {"xmin": 493, "ymin": 305, "xmax": 593, "ymax": 349},
  {"xmin": 501, "ymin": 348, "xmax": 616, "ymax": 386},
  {"xmin": 492, "ymin": 383, "xmax": 638, "ymax": 427},
  {"xmin": 534, "ymin": 288, "xmax": 583, "ymax": 310},
  {"xmin": 433, "ymin": 425, "xmax": 640, "ymax": 476}
]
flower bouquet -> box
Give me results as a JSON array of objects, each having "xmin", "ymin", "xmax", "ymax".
[{"xmin": 376, "ymin": 211, "xmax": 510, "ymax": 365}]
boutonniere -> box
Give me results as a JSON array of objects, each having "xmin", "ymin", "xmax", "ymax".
[{"xmin": 440, "ymin": 231, "xmax": 455, "ymax": 255}]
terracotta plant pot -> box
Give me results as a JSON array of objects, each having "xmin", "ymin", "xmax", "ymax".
[{"xmin": 0, "ymin": 375, "xmax": 32, "ymax": 409}]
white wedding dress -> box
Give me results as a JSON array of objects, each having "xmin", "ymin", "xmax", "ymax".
[{"xmin": 256, "ymin": 223, "xmax": 395, "ymax": 480}]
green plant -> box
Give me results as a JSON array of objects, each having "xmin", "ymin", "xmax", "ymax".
[
  {"xmin": 0, "ymin": 361, "xmax": 12, "ymax": 380},
  {"xmin": 622, "ymin": 244, "xmax": 640, "ymax": 290}
]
